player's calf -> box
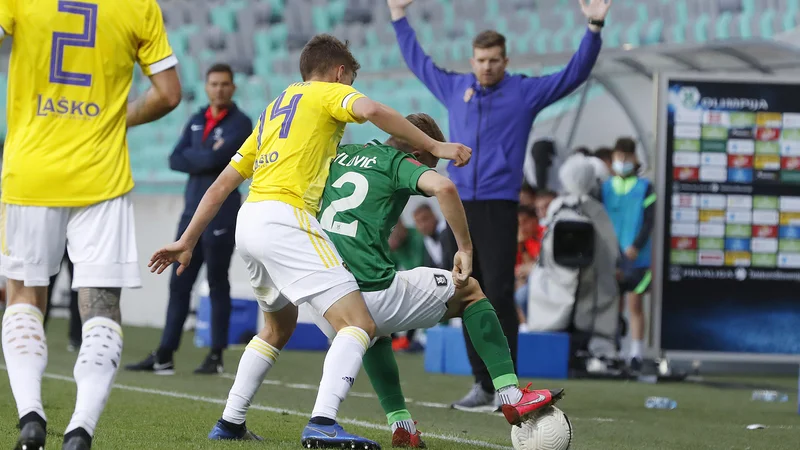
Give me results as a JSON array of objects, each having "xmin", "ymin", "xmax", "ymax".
[
  {"xmin": 3, "ymin": 281, "xmax": 49, "ymax": 450},
  {"xmin": 64, "ymin": 288, "xmax": 124, "ymax": 447},
  {"xmin": 443, "ymin": 278, "xmax": 565, "ymax": 420},
  {"xmin": 308, "ymin": 290, "xmax": 376, "ymax": 429}
]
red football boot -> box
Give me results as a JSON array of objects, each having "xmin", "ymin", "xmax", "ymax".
[
  {"xmin": 501, "ymin": 384, "xmax": 565, "ymax": 426},
  {"xmin": 391, "ymin": 423, "xmax": 426, "ymax": 448},
  {"xmin": 392, "ymin": 336, "xmax": 411, "ymax": 351}
]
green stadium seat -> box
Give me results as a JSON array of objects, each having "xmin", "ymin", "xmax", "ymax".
[
  {"xmin": 671, "ymin": 22, "xmax": 686, "ymax": 44},
  {"xmin": 312, "ymin": 7, "xmax": 331, "ymax": 33},
  {"xmin": 715, "ymin": 12, "xmax": 732, "ymax": 40},
  {"xmin": 624, "ymin": 21, "xmax": 643, "ymax": 46},
  {"xmin": 644, "ymin": 19, "xmax": 663, "ymax": 44},
  {"xmin": 739, "ymin": 13, "xmax": 754, "ymax": 39},
  {"xmin": 675, "ymin": 0, "xmax": 688, "ymax": 25},
  {"xmin": 742, "ymin": 0, "xmax": 756, "ymax": 15},
  {"xmin": 604, "ymin": 23, "xmax": 623, "ymax": 48},
  {"xmin": 760, "ymin": 9, "xmax": 776, "ymax": 39},
  {"xmin": 693, "ymin": 14, "xmax": 710, "ymax": 43},
  {"xmin": 210, "ymin": 5, "xmax": 237, "ymax": 33}
]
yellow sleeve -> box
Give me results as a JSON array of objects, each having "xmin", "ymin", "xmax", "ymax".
[
  {"xmin": 0, "ymin": 0, "xmax": 15, "ymax": 37},
  {"xmin": 321, "ymin": 83, "xmax": 367, "ymax": 124},
  {"xmin": 229, "ymin": 129, "xmax": 258, "ymax": 179},
  {"xmin": 136, "ymin": 0, "xmax": 177, "ymax": 76}
]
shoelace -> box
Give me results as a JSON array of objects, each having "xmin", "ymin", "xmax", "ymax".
[{"xmin": 520, "ymin": 382, "xmax": 533, "ymax": 395}]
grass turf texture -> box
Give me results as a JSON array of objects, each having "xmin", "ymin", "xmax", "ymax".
[{"xmin": 1, "ymin": 319, "xmax": 799, "ymax": 449}]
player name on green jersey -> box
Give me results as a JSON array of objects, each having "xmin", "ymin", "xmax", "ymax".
[{"xmin": 318, "ymin": 141, "xmax": 432, "ymax": 291}]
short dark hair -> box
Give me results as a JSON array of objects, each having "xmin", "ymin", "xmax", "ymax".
[
  {"xmin": 536, "ymin": 189, "xmax": 557, "ymax": 199},
  {"xmin": 473, "ymin": 30, "xmax": 507, "ymax": 57},
  {"xmin": 614, "ymin": 137, "xmax": 637, "ymax": 155},
  {"xmin": 385, "ymin": 113, "xmax": 445, "ymax": 153},
  {"xmin": 594, "ymin": 147, "xmax": 613, "ymax": 163},
  {"xmin": 520, "ymin": 182, "xmax": 536, "ymax": 196},
  {"xmin": 518, "ymin": 205, "xmax": 537, "ymax": 217},
  {"xmin": 206, "ymin": 63, "xmax": 234, "ymax": 81},
  {"xmin": 299, "ymin": 34, "xmax": 361, "ymax": 81},
  {"xmin": 414, "ymin": 203, "xmax": 433, "ymax": 215},
  {"xmin": 574, "ymin": 147, "xmax": 591, "ymax": 156}
]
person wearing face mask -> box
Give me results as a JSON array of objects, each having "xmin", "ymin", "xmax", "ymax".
[
  {"xmin": 388, "ymin": 0, "xmax": 611, "ymax": 410},
  {"xmin": 601, "ymin": 137, "xmax": 655, "ymax": 372}
]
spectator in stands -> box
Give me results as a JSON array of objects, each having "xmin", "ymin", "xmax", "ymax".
[
  {"xmin": 519, "ymin": 183, "xmax": 536, "ymax": 209},
  {"xmin": 513, "ymin": 205, "xmax": 542, "ymax": 325},
  {"xmin": 413, "ymin": 203, "xmax": 447, "ymax": 269},
  {"xmin": 534, "ymin": 190, "xmax": 557, "ymax": 227},
  {"xmin": 389, "ymin": 0, "xmax": 610, "ymax": 409},
  {"xmin": 587, "ymin": 148, "xmax": 612, "ymax": 200},
  {"xmin": 42, "ymin": 251, "xmax": 82, "ymax": 352},
  {"xmin": 594, "ymin": 147, "xmax": 613, "ymax": 174},
  {"xmin": 127, "ymin": 64, "xmax": 253, "ymax": 375},
  {"xmin": 387, "ymin": 220, "xmax": 426, "ymax": 352},
  {"xmin": 389, "ymin": 220, "xmax": 425, "ymax": 271},
  {"xmin": 601, "ymin": 137, "xmax": 655, "ymax": 372}
]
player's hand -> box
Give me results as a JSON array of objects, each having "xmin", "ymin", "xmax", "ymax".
[
  {"xmin": 149, "ymin": 240, "xmax": 193, "ymax": 275},
  {"xmin": 624, "ymin": 246, "xmax": 638, "ymax": 261},
  {"xmin": 452, "ymin": 250, "xmax": 473, "ymax": 289},
  {"xmin": 579, "ymin": 0, "xmax": 612, "ymax": 21},
  {"xmin": 432, "ymin": 142, "xmax": 471, "ymax": 167},
  {"xmin": 387, "ymin": 0, "xmax": 413, "ymax": 11}
]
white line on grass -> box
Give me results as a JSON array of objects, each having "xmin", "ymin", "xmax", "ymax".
[
  {"xmin": 2, "ymin": 367, "xmax": 512, "ymax": 450},
  {"xmin": 220, "ymin": 373, "xmax": 617, "ymax": 423}
]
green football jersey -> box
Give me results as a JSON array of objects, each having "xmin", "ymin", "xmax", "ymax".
[{"xmin": 318, "ymin": 140, "xmax": 432, "ymax": 291}]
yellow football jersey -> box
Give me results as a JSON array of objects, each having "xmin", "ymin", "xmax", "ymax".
[
  {"xmin": 230, "ymin": 81, "xmax": 366, "ymax": 214},
  {"xmin": 0, "ymin": 0, "xmax": 176, "ymax": 207}
]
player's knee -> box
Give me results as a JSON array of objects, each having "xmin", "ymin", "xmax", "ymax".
[
  {"xmin": 258, "ymin": 320, "xmax": 296, "ymax": 349},
  {"xmin": 461, "ymin": 277, "xmax": 486, "ymax": 307}
]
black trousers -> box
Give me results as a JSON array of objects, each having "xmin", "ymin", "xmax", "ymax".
[
  {"xmin": 43, "ymin": 254, "xmax": 82, "ymax": 344},
  {"xmin": 159, "ymin": 213, "xmax": 236, "ymax": 352},
  {"xmin": 442, "ymin": 200, "xmax": 519, "ymax": 393}
]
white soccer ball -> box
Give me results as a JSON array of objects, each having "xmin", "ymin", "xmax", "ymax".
[{"xmin": 510, "ymin": 406, "xmax": 573, "ymax": 450}]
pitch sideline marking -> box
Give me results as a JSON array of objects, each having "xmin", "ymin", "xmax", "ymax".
[
  {"xmin": 220, "ymin": 373, "xmax": 618, "ymax": 423},
  {"xmin": 0, "ymin": 366, "xmax": 512, "ymax": 450}
]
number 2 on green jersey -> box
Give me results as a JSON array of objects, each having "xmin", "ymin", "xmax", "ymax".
[{"xmin": 320, "ymin": 172, "xmax": 369, "ymax": 238}]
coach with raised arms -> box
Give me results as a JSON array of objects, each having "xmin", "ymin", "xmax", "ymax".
[{"xmin": 388, "ymin": 0, "xmax": 610, "ymax": 409}]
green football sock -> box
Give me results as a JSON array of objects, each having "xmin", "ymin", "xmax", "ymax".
[
  {"xmin": 463, "ymin": 299, "xmax": 518, "ymax": 391},
  {"xmin": 362, "ymin": 336, "xmax": 412, "ymax": 425}
]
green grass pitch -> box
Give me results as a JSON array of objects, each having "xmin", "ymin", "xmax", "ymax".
[{"xmin": 2, "ymin": 319, "xmax": 799, "ymax": 449}]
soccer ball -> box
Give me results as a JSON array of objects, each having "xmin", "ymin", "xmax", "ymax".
[{"xmin": 510, "ymin": 406, "xmax": 573, "ymax": 450}]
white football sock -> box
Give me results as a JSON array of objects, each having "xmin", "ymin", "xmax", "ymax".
[
  {"xmin": 65, "ymin": 317, "xmax": 123, "ymax": 436},
  {"xmin": 2, "ymin": 304, "xmax": 48, "ymax": 421},
  {"xmin": 497, "ymin": 385, "xmax": 523, "ymax": 405},
  {"xmin": 311, "ymin": 326, "xmax": 370, "ymax": 420},
  {"xmin": 391, "ymin": 419, "xmax": 417, "ymax": 435},
  {"xmin": 222, "ymin": 337, "xmax": 279, "ymax": 425},
  {"xmin": 630, "ymin": 340, "xmax": 643, "ymax": 360}
]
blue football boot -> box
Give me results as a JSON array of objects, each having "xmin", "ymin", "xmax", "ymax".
[
  {"xmin": 208, "ymin": 419, "xmax": 264, "ymax": 441},
  {"xmin": 301, "ymin": 421, "xmax": 381, "ymax": 449}
]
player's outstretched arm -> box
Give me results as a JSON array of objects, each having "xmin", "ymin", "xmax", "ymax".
[
  {"xmin": 352, "ymin": 97, "xmax": 472, "ymax": 167},
  {"xmin": 417, "ymin": 171, "xmax": 473, "ymax": 287},
  {"xmin": 149, "ymin": 165, "xmax": 244, "ymax": 275},
  {"xmin": 127, "ymin": 67, "xmax": 182, "ymax": 128}
]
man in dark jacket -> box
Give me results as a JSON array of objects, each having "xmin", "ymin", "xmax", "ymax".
[
  {"xmin": 127, "ymin": 63, "xmax": 253, "ymax": 375},
  {"xmin": 388, "ymin": 0, "xmax": 611, "ymax": 409}
]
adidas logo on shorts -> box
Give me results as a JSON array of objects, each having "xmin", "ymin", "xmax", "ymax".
[{"xmin": 434, "ymin": 275, "xmax": 448, "ymax": 287}]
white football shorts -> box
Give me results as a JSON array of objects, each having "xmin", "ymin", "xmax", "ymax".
[
  {"xmin": 303, "ymin": 267, "xmax": 455, "ymax": 339},
  {"xmin": 236, "ymin": 200, "xmax": 359, "ymax": 316},
  {"xmin": 0, "ymin": 195, "xmax": 140, "ymax": 288}
]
